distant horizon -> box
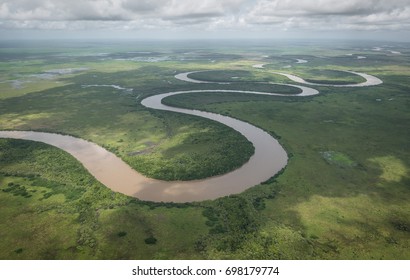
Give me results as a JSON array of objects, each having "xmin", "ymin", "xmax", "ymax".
[
  {"xmin": 1, "ymin": 34, "xmax": 410, "ymax": 44},
  {"xmin": 1, "ymin": 29, "xmax": 410, "ymax": 43}
]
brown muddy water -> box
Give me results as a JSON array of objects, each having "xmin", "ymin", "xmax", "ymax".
[
  {"xmin": 0, "ymin": 70, "xmax": 381, "ymax": 202},
  {"xmin": 0, "ymin": 125, "xmax": 286, "ymax": 203}
]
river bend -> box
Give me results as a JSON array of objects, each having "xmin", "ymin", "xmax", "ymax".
[{"xmin": 0, "ymin": 69, "xmax": 382, "ymax": 202}]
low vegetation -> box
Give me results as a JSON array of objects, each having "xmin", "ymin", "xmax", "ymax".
[{"xmin": 0, "ymin": 40, "xmax": 409, "ymax": 259}]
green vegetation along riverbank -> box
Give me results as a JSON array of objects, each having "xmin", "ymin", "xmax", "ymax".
[{"xmin": 0, "ymin": 40, "xmax": 409, "ymax": 259}]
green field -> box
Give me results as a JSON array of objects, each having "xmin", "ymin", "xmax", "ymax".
[{"xmin": 0, "ymin": 40, "xmax": 409, "ymax": 259}]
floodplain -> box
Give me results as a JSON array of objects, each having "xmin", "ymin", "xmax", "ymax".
[{"xmin": 0, "ymin": 40, "xmax": 409, "ymax": 259}]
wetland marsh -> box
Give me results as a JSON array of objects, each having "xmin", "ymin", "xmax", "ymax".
[{"xmin": 0, "ymin": 40, "xmax": 409, "ymax": 259}]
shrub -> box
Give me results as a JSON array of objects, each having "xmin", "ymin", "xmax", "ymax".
[{"xmin": 144, "ymin": 236, "xmax": 157, "ymax": 245}]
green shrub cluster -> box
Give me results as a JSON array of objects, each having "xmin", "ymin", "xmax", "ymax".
[{"xmin": 2, "ymin": 182, "xmax": 32, "ymax": 198}]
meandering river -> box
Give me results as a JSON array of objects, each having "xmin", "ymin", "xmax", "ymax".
[{"xmin": 0, "ymin": 69, "xmax": 382, "ymax": 202}]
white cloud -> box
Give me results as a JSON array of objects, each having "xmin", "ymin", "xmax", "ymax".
[
  {"xmin": 0, "ymin": 0, "xmax": 409, "ymax": 39},
  {"xmin": 245, "ymin": 0, "xmax": 410, "ymax": 31}
]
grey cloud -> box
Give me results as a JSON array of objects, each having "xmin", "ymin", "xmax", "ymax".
[
  {"xmin": 122, "ymin": 0, "xmax": 165, "ymax": 13},
  {"xmin": 163, "ymin": 17, "xmax": 221, "ymax": 26},
  {"xmin": 250, "ymin": 0, "xmax": 404, "ymax": 17},
  {"xmin": 0, "ymin": 0, "xmax": 409, "ymax": 39},
  {"xmin": 1, "ymin": 0, "xmax": 46, "ymax": 12},
  {"xmin": 0, "ymin": 0, "xmax": 234, "ymax": 21},
  {"xmin": 163, "ymin": 12, "xmax": 223, "ymax": 21},
  {"xmin": 245, "ymin": 0, "xmax": 410, "ymax": 31}
]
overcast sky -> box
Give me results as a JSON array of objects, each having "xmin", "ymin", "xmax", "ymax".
[{"xmin": 1, "ymin": 0, "xmax": 409, "ymax": 41}]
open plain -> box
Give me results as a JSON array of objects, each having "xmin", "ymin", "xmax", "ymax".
[{"xmin": 0, "ymin": 40, "xmax": 409, "ymax": 259}]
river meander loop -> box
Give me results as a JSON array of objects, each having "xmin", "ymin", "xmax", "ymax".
[{"xmin": 0, "ymin": 69, "xmax": 382, "ymax": 202}]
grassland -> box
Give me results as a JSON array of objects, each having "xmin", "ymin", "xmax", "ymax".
[
  {"xmin": 0, "ymin": 60, "xmax": 254, "ymax": 181},
  {"xmin": 0, "ymin": 40, "xmax": 409, "ymax": 259}
]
